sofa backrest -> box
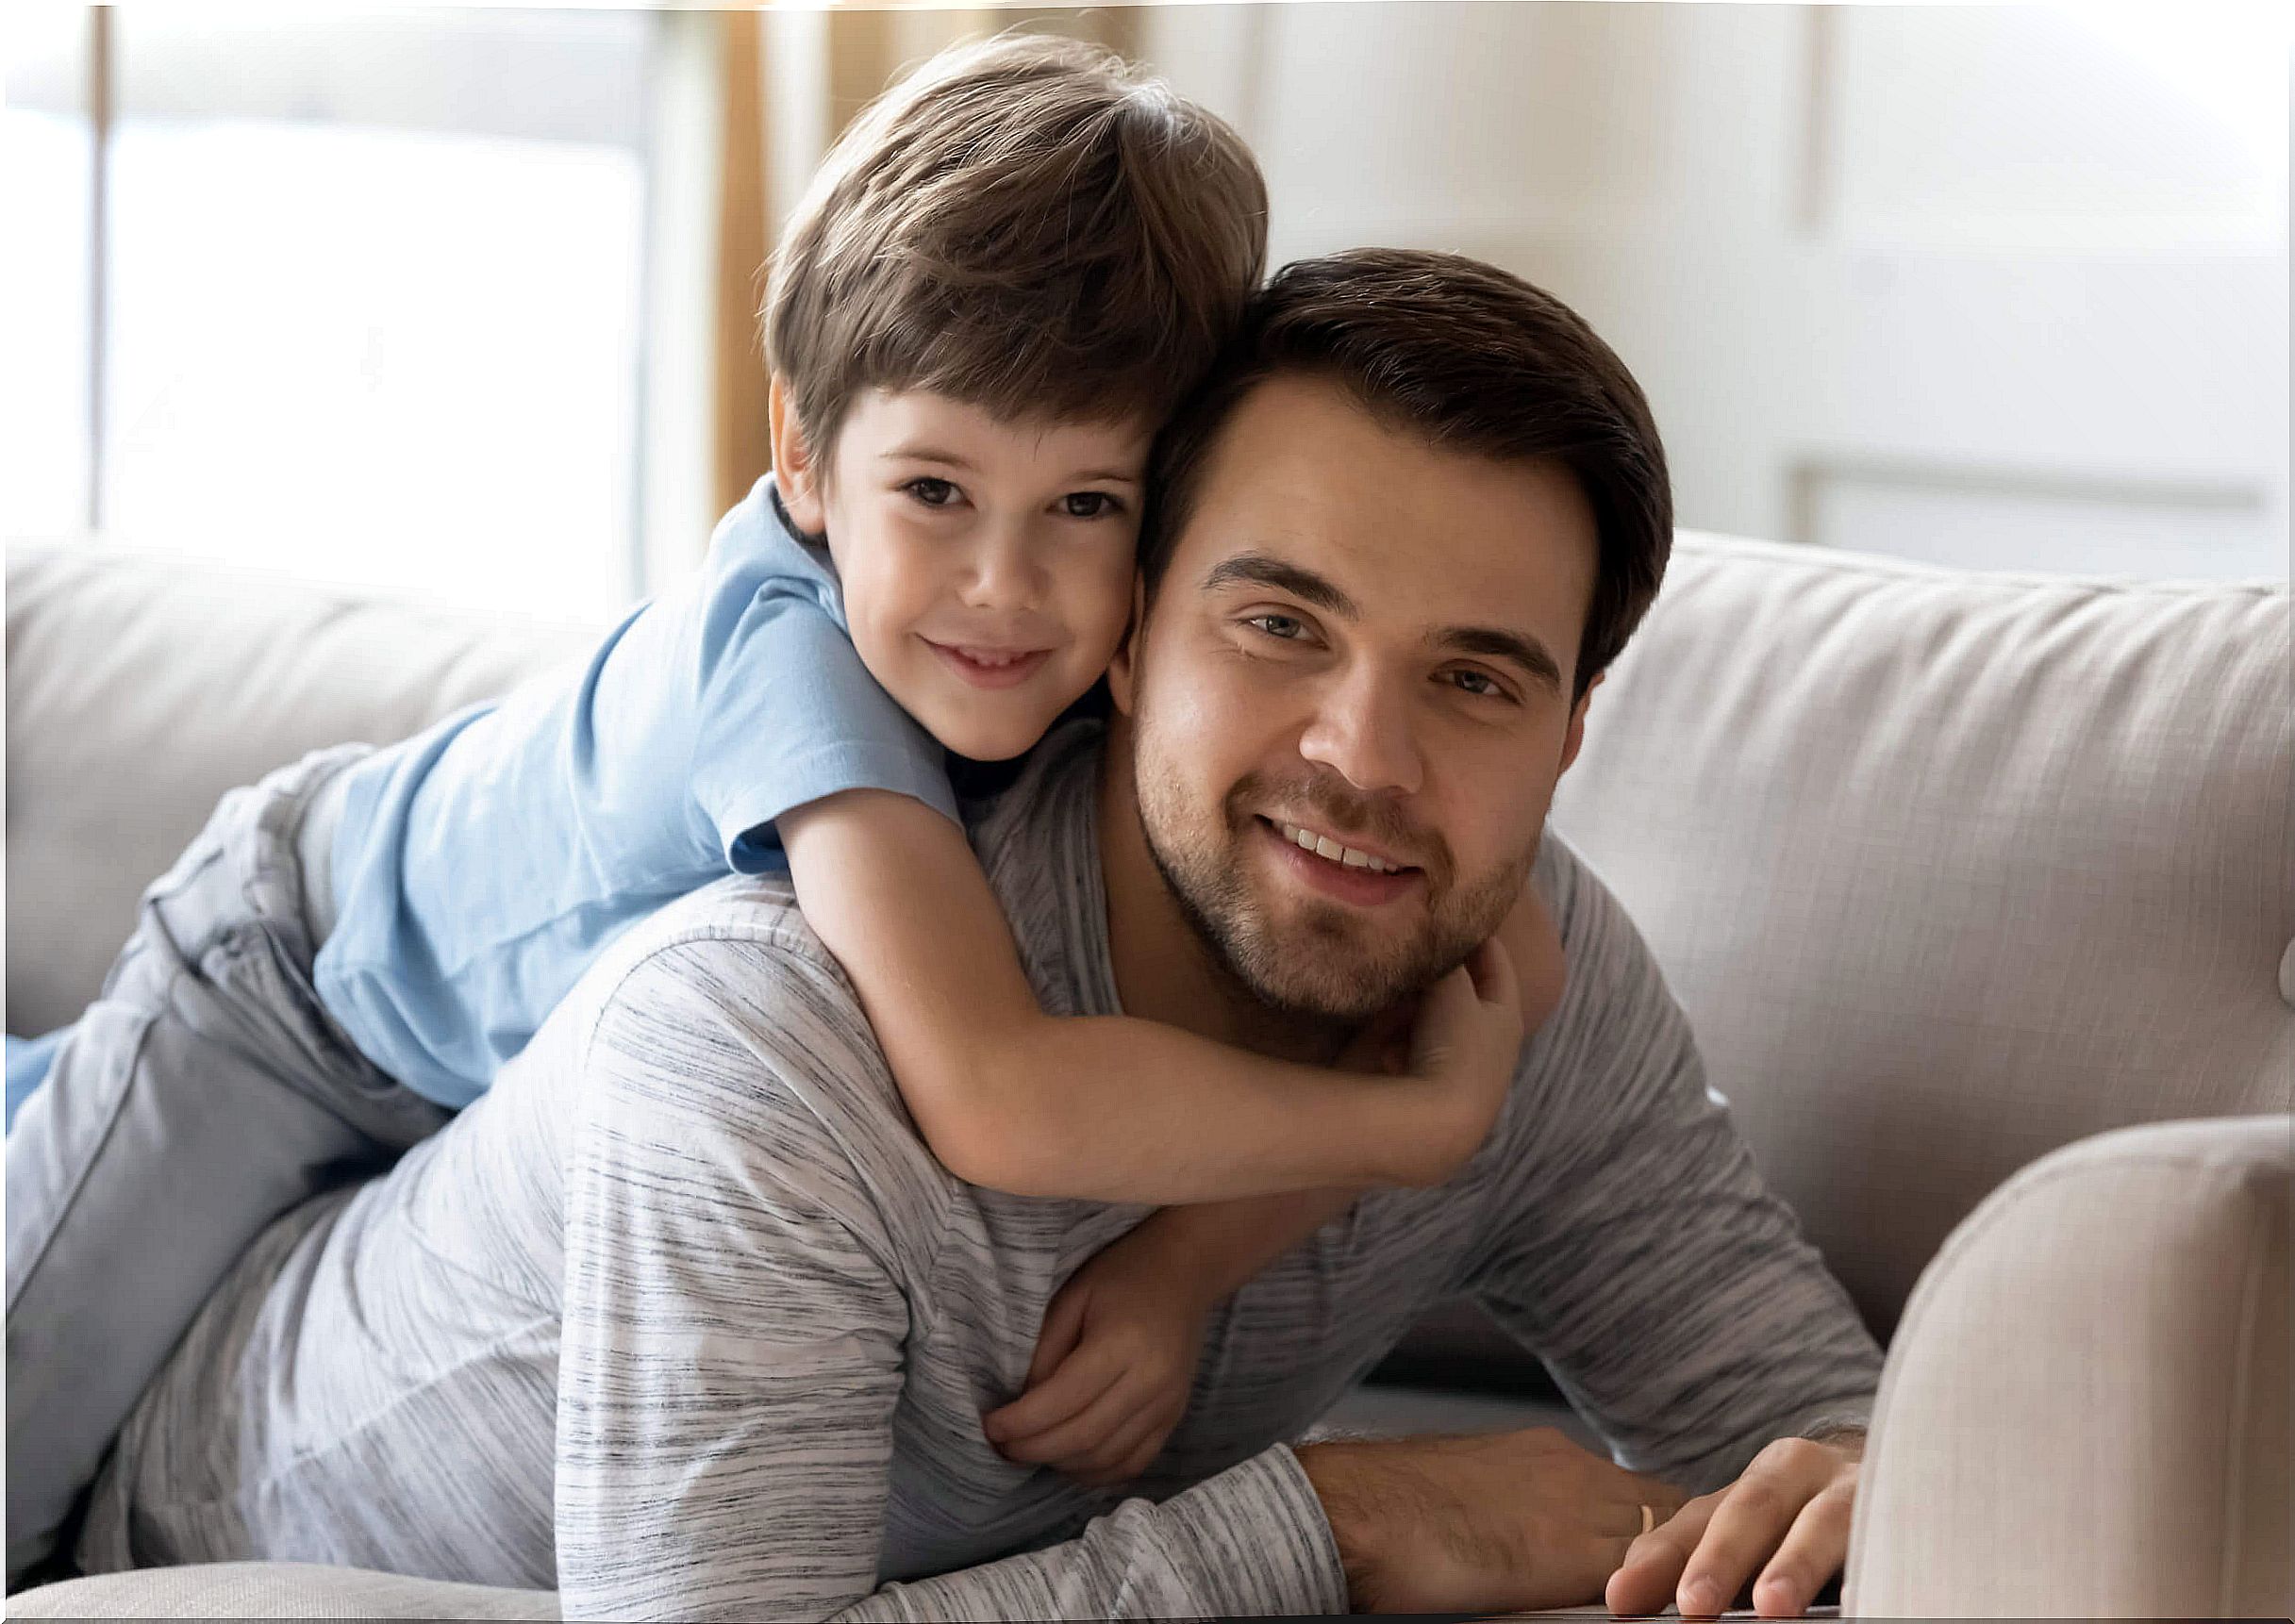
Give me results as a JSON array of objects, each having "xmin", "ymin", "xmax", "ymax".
[
  {"xmin": 1548, "ymin": 534, "xmax": 2290, "ymax": 1336},
  {"xmin": 4, "ymin": 542, "xmax": 596, "ymax": 1043},
  {"xmin": 8, "ymin": 534, "xmax": 2288, "ymax": 1337}
]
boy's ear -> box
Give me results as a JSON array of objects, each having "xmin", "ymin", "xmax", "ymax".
[
  {"xmin": 1556, "ymin": 670, "xmax": 1605, "ymax": 777},
  {"xmin": 1106, "ymin": 574, "xmax": 1150, "ymax": 717},
  {"xmin": 768, "ymin": 374, "xmax": 827, "ymax": 534}
]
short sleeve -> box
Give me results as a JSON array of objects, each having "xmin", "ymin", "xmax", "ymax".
[{"xmin": 689, "ymin": 588, "xmax": 961, "ymax": 873}]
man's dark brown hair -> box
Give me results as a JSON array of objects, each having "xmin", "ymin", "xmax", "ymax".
[
  {"xmin": 765, "ymin": 33, "xmax": 1268, "ymax": 464},
  {"xmin": 1140, "ymin": 248, "xmax": 1672, "ymax": 702}
]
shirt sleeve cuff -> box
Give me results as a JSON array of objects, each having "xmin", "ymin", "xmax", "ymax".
[
  {"xmin": 1153, "ymin": 1444, "xmax": 1351, "ymax": 1616},
  {"xmin": 709, "ymin": 741, "xmax": 961, "ymax": 872}
]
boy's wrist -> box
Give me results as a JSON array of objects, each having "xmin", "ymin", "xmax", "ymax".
[
  {"xmin": 1363, "ymin": 1074, "xmax": 1484, "ymax": 1188},
  {"xmin": 1117, "ymin": 1211, "xmax": 1246, "ymax": 1314}
]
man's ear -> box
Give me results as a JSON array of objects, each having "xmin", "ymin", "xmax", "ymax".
[
  {"xmin": 1106, "ymin": 573, "xmax": 1150, "ymax": 717},
  {"xmin": 767, "ymin": 373, "xmax": 827, "ymax": 535},
  {"xmin": 1556, "ymin": 670, "xmax": 1605, "ymax": 776}
]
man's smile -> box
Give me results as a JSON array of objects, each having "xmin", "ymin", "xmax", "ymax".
[{"xmin": 1252, "ymin": 815, "xmax": 1424, "ymax": 907}]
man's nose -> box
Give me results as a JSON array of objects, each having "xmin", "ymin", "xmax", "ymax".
[{"xmin": 1298, "ymin": 667, "xmax": 1423, "ymax": 799}]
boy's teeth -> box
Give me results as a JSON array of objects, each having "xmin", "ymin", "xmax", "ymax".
[{"xmin": 1277, "ymin": 821, "xmax": 1401, "ymax": 875}]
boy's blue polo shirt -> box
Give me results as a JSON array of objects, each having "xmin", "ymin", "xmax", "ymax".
[{"xmin": 313, "ymin": 477, "xmax": 960, "ymax": 1109}]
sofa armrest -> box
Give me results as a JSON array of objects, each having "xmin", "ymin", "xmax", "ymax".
[{"xmin": 1845, "ymin": 1114, "xmax": 2290, "ymax": 1617}]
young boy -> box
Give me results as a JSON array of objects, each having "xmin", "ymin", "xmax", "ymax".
[{"xmin": 6, "ymin": 34, "xmax": 1563, "ymax": 1580}]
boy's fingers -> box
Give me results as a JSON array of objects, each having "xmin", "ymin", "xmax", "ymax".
[
  {"xmin": 1469, "ymin": 936, "xmax": 1519, "ymax": 1011},
  {"xmin": 985, "ymin": 1347, "xmax": 1123, "ymax": 1447},
  {"xmin": 1023, "ymin": 1289, "xmax": 1090, "ymax": 1390},
  {"xmin": 1077, "ymin": 1402, "xmax": 1179, "ymax": 1484},
  {"xmin": 998, "ymin": 1378, "xmax": 1145, "ymax": 1466}
]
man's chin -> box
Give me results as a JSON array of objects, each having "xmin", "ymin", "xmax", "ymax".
[{"xmin": 1225, "ymin": 927, "xmax": 1437, "ymax": 1026}]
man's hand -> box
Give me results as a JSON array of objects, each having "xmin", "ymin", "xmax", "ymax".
[
  {"xmin": 1294, "ymin": 1427, "xmax": 1690, "ymax": 1614},
  {"xmin": 980, "ymin": 1235, "xmax": 1208, "ymax": 1487},
  {"xmin": 1605, "ymin": 1432, "xmax": 1863, "ymax": 1619}
]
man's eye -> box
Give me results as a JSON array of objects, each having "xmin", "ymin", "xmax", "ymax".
[
  {"xmin": 1446, "ymin": 669, "xmax": 1507, "ymax": 699},
  {"xmin": 1062, "ymin": 491, "xmax": 1126, "ymax": 519},
  {"xmin": 902, "ymin": 477, "xmax": 958, "ymax": 507},
  {"xmin": 1248, "ymin": 613, "xmax": 1306, "ymax": 641}
]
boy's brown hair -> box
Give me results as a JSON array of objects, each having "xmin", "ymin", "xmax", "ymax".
[
  {"xmin": 1141, "ymin": 248, "xmax": 1673, "ymax": 703},
  {"xmin": 764, "ymin": 33, "xmax": 1269, "ymax": 463}
]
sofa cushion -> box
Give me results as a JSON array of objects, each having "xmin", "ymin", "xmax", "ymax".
[
  {"xmin": 4, "ymin": 542, "xmax": 595, "ymax": 1038},
  {"xmin": 8, "ymin": 1560, "xmax": 559, "ymax": 1619},
  {"xmin": 1547, "ymin": 535, "xmax": 2291, "ymax": 1338}
]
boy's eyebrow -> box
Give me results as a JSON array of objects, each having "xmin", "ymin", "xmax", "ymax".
[
  {"xmin": 1199, "ymin": 552, "xmax": 1357, "ymax": 618},
  {"xmin": 880, "ymin": 443, "xmax": 977, "ymax": 471},
  {"xmin": 877, "ymin": 444, "xmax": 1143, "ymax": 485}
]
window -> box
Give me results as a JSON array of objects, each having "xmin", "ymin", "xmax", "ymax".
[
  {"xmin": 1, "ymin": 8, "xmax": 94, "ymax": 540},
  {"xmin": 8, "ymin": 8, "xmax": 656, "ymax": 619}
]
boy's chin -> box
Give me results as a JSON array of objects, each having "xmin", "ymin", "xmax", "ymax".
[{"xmin": 922, "ymin": 705, "xmax": 1056, "ymax": 766}]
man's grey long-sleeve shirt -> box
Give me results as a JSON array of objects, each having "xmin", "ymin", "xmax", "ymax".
[{"xmin": 82, "ymin": 724, "xmax": 1882, "ymax": 1620}]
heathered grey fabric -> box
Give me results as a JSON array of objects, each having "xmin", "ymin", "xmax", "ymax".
[{"xmin": 79, "ymin": 723, "xmax": 1881, "ymax": 1621}]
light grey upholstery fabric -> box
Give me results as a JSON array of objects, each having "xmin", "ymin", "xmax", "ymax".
[
  {"xmin": 1548, "ymin": 536, "xmax": 2291, "ymax": 1339},
  {"xmin": 1846, "ymin": 1113, "xmax": 2291, "ymax": 1618},
  {"xmin": 8, "ymin": 1560, "xmax": 558, "ymax": 1619},
  {"xmin": 3, "ymin": 541, "xmax": 595, "ymax": 1039}
]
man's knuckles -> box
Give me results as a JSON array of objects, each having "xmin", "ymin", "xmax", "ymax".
[
  {"xmin": 1721, "ymin": 1477, "xmax": 1793, "ymax": 1522},
  {"xmin": 1752, "ymin": 1434, "xmax": 1842, "ymax": 1480}
]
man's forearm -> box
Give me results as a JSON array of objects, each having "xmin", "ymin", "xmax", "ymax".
[
  {"xmin": 1291, "ymin": 1426, "xmax": 1694, "ymax": 1616},
  {"xmin": 832, "ymin": 1448, "xmax": 1347, "ymax": 1622}
]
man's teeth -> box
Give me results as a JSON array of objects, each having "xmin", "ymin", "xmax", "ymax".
[{"xmin": 1277, "ymin": 821, "xmax": 1402, "ymax": 874}]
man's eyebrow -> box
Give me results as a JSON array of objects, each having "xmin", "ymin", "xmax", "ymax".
[
  {"xmin": 1438, "ymin": 624, "xmax": 1566, "ymax": 697},
  {"xmin": 1198, "ymin": 552, "xmax": 1358, "ymax": 618}
]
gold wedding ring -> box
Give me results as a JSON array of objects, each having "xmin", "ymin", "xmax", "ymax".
[{"xmin": 1638, "ymin": 1502, "xmax": 1655, "ymax": 1537}]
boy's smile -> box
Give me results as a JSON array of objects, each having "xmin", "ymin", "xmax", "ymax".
[
  {"xmin": 773, "ymin": 386, "xmax": 1150, "ymax": 762},
  {"xmin": 923, "ymin": 639, "xmax": 1056, "ymax": 690}
]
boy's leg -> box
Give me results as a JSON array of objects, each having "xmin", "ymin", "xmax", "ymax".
[
  {"xmin": 6, "ymin": 1030, "xmax": 70, "ymax": 1133},
  {"xmin": 3, "ymin": 746, "xmax": 452, "ymax": 1586}
]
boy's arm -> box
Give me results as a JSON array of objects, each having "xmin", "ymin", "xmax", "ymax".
[
  {"xmin": 983, "ymin": 1190, "xmax": 1355, "ymax": 1483},
  {"xmin": 983, "ymin": 904, "xmax": 1570, "ymax": 1483},
  {"xmin": 777, "ymin": 788, "xmax": 1521, "ymax": 1203}
]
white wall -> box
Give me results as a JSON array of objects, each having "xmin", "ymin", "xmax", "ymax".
[{"xmin": 1139, "ymin": 1, "xmax": 2289, "ymax": 581}]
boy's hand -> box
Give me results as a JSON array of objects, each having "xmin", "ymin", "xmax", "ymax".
[
  {"xmin": 1396, "ymin": 936, "xmax": 1524, "ymax": 1185},
  {"xmin": 1502, "ymin": 889, "xmax": 1569, "ymax": 1035},
  {"xmin": 981, "ymin": 1231, "xmax": 1207, "ymax": 1488}
]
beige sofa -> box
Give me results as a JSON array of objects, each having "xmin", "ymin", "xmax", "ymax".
[{"xmin": 6, "ymin": 533, "xmax": 2288, "ymax": 1617}]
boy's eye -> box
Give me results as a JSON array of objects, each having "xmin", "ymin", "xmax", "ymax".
[
  {"xmin": 1062, "ymin": 490, "xmax": 1126, "ymax": 520},
  {"xmin": 1247, "ymin": 613, "xmax": 1307, "ymax": 641},
  {"xmin": 902, "ymin": 477, "xmax": 959, "ymax": 507}
]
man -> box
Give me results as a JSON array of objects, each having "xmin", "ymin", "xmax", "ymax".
[{"xmin": 74, "ymin": 250, "xmax": 1883, "ymax": 1621}]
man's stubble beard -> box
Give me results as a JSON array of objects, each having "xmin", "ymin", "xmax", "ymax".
[{"xmin": 1130, "ymin": 744, "xmax": 1532, "ymax": 1032}]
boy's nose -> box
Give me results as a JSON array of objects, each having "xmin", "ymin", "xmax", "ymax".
[{"xmin": 960, "ymin": 528, "xmax": 1047, "ymax": 612}]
